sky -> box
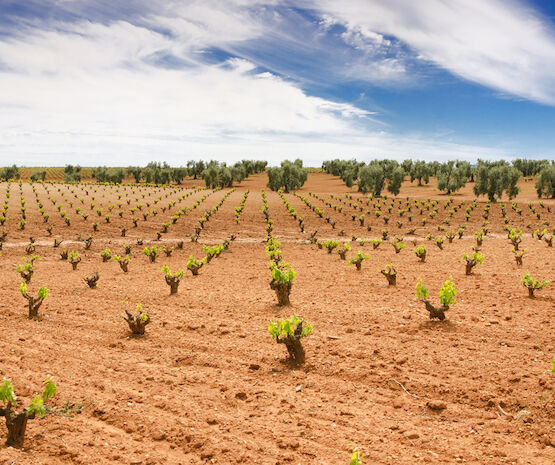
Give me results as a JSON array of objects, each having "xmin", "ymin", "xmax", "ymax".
[{"xmin": 0, "ymin": 0, "xmax": 554, "ymax": 167}]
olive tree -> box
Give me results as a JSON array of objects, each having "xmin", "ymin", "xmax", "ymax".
[
  {"xmin": 127, "ymin": 166, "xmax": 142, "ymax": 183},
  {"xmin": 535, "ymin": 164, "xmax": 555, "ymax": 198},
  {"xmin": 437, "ymin": 160, "xmax": 469, "ymax": 194},
  {"xmin": 266, "ymin": 160, "xmax": 308, "ymax": 192},
  {"xmin": 473, "ymin": 160, "xmax": 520, "ymax": 201},
  {"xmin": 387, "ymin": 166, "xmax": 405, "ymax": 196},
  {"xmin": 201, "ymin": 163, "xmax": 233, "ymax": 188},
  {"xmin": 410, "ymin": 160, "xmax": 431, "ymax": 186},
  {"xmin": 0, "ymin": 165, "xmax": 20, "ymax": 181},
  {"xmin": 358, "ymin": 163, "xmax": 385, "ymax": 196}
]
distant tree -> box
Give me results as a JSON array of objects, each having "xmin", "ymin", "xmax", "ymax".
[
  {"xmin": 171, "ymin": 167, "xmax": 188, "ymax": 184},
  {"xmin": 535, "ymin": 164, "xmax": 555, "ymax": 198},
  {"xmin": 253, "ymin": 160, "xmax": 268, "ymax": 173},
  {"xmin": 94, "ymin": 167, "xmax": 124, "ymax": 184},
  {"xmin": 410, "ymin": 161, "xmax": 431, "ymax": 186},
  {"xmin": 142, "ymin": 162, "xmax": 172, "ymax": 184},
  {"xmin": 239, "ymin": 160, "xmax": 254, "ymax": 176},
  {"xmin": 64, "ymin": 165, "xmax": 81, "ymax": 183},
  {"xmin": 127, "ymin": 166, "xmax": 142, "ymax": 183},
  {"xmin": 401, "ymin": 159, "xmax": 413, "ymax": 175},
  {"xmin": 142, "ymin": 167, "xmax": 153, "ymax": 183},
  {"xmin": 201, "ymin": 164, "xmax": 219, "ymax": 188},
  {"xmin": 456, "ymin": 160, "xmax": 472, "ymax": 180},
  {"xmin": 196, "ymin": 161, "xmax": 207, "ymax": 179},
  {"xmin": 94, "ymin": 167, "xmax": 107, "ymax": 182},
  {"xmin": 322, "ymin": 159, "xmax": 345, "ymax": 176},
  {"xmin": 512, "ymin": 158, "xmax": 549, "ymax": 177},
  {"xmin": 322, "ymin": 159, "xmax": 363, "ymax": 188},
  {"xmin": 387, "ymin": 166, "xmax": 405, "ymax": 196},
  {"xmin": 231, "ymin": 163, "xmax": 247, "ymax": 183},
  {"xmin": 235, "ymin": 160, "xmax": 267, "ymax": 177},
  {"xmin": 436, "ymin": 160, "xmax": 469, "ymax": 194},
  {"xmin": 110, "ymin": 168, "xmax": 125, "ymax": 184},
  {"xmin": 266, "ymin": 160, "xmax": 308, "ymax": 192},
  {"xmin": 201, "ymin": 163, "xmax": 233, "ymax": 188},
  {"xmin": 30, "ymin": 170, "xmax": 46, "ymax": 182},
  {"xmin": 341, "ymin": 164, "xmax": 358, "ymax": 188},
  {"xmin": 428, "ymin": 161, "xmax": 441, "ymax": 176},
  {"xmin": 473, "ymin": 160, "xmax": 521, "ymax": 201},
  {"xmin": 379, "ymin": 159, "xmax": 400, "ymax": 179},
  {"xmin": 0, "ymin": 165, "xmax": 20, "ymax": 181},
  {"xmin": 187, "ymin": 160, "xmax": 205, "ymax": 179},
  {"xmin": 218, "ymin": 166, "xmax": 233, "ymax": 187},
  {"xmin": 358, "ymin": 163, "xmax": 385, "ymax": 196},
  {"xmin": 266, "ymin": 167, "xmax": 282, "ymax": 191}
]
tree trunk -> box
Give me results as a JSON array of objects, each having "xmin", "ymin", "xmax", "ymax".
[
  {"xmin": 381, "ymin": 273, "xmax": 396, "ymax": 286},
  {"xmin": 528, "ymin": 288, "xmax": 535, "ymax": 298},
  {"xmin": 1, "ymin": 407, "xmax": 30, "ymax": 448},
  {"xmin": 166, "ymin": 277, "xmax": 179, "ymax": 295},
  {"xmin": 423, "ymin": 300, "xmax": 447, "ymax": 320},
  {"xmin": 123, "ymin": 310, "xmax": 149, "ymax": 334},
  {"xmin": 277, "ymin": 336, "xmax": 305, "ymax": 364},
  {"xmin": 270, "ymin": 280, "xmax": 291, "ymax": 306},
  {"xmin": 24, "ymin": 295, "xmax": 42, "ymax": 319}
]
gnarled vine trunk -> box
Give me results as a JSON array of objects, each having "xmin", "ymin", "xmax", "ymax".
[
  {"xmin": 165, "ymin": 276, "xmax": 180, "ymax": 294},
  {"xmin": 381, "ymin": 272, "xmax": 396, "ymax": 286},
  {"xmin": 276, "ymin": 335, "xmax": 305, "ymax": 364},
  {"xmin": 123, "ymin": 309, "xmax": 150, "ymax": 335},
  {"xmin": 22, "ymin": 294, "xmax": 43, "ymax": 319},
  {"xmin": 0, "ymin": 405, "xmax": 33, "ymax": 448},
  {"xmin": 422, "ymin": 300, "xmax": 448, "ymax": 320},
  {"xmin": 270, "ymin": 280, "xmax": 291, "ymax": 306},
  {"xmin": 465, "ymin": 261, "xmax": 476, "ymax": 275}
]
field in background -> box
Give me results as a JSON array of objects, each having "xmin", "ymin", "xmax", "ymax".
[{"xmin": 10, "ymin": 167, "xmax": 549, "ymax": 203}]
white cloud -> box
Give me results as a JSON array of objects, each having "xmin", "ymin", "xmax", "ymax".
[
  {"xmin": 0, "ymin": 0, "xmax": 552, "ymax": 166},
  {"xmin": 312, "ymin": 0, "xmax": 555, "ymax": 105},
  {"xmin": 0, "ymin": 11, "xmax": 373, "ymax": 165}
]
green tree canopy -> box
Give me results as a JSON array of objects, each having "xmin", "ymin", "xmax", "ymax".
[{"xmin": 473, "ymin": 160, "xmax": 521, "ymax": 201}]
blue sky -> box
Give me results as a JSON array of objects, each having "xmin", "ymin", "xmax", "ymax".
[{"xmin": 0, "ymin": 0, "xmax": 554, "ymax": 166}]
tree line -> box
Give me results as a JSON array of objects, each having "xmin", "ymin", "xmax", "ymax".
[
  {"xmin": 321, "ymin": 158, "xmax": 554, "ymax": 200},
  {"xmin": 62, "ymin": 160, "xmax": 267, "ymax": 187},
  {"xmin": 0, "ymin": 157, "xmax": 553, "ymax": 198}
]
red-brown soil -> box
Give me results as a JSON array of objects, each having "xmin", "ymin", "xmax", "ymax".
[{"xmin": 0, "ymin": 173, "xmax": 553, "ymax": 465}]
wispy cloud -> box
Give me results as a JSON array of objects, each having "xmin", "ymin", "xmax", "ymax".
[
  {"xmin": 0, "ymin": 0, "xmax": 553, "ymax": 165},
  {"xmin": 312, "ymin": 0, "xmax": 555, "ymax": 105}
]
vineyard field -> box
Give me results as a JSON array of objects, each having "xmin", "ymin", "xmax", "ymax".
[{"xmin": 0, "ymin": 172, "xmax": 553, "ymax": 465}]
